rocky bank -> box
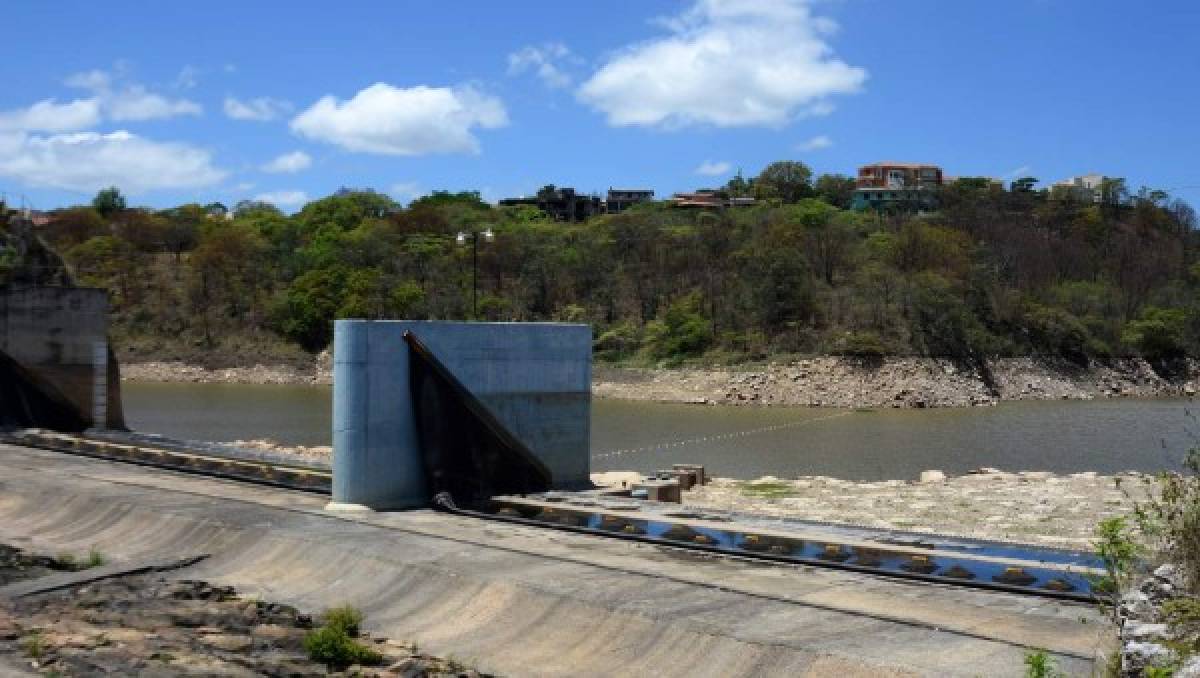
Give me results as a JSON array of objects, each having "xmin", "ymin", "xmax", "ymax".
[
  {"xmin": 0, "ymin": 546, "xmax": 488, "ymax": 677},
  {"xmin": 122, "ymin": 353, "xmax": 1197, "ymax": 409}
]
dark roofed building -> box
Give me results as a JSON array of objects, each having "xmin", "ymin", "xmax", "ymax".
[
  {"xmin": 499, "ymin": 185, "xmax": 602, "ymax": 222},
  {"xmin": 605, "ymin": 188, "xmax": 654, "ymax": 213}
]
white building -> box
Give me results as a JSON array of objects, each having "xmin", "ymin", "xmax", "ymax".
[{"xmin": 1049, "ymin": 173, "xmax": 1109, "ymax": 203}]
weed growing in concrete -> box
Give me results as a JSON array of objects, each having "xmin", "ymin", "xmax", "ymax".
[
  {"xmin": 85, "ymin": 547, "xmax": 106, "ymax": 568},
  {"xmin": 1022, "ymin": 649, "xmax": 1059, "ymax": 677},
  {"xmin": 22, "ymin": 631, "xmax": 45, "ymax": 659},
  {"xmin": 304, "ymin": 605, "xmax": 382, "ymax": 669}
]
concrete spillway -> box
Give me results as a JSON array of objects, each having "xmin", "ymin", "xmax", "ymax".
[{"xmin": 0, "ymin": 443, "xmax": 1110, "ymax": 676}]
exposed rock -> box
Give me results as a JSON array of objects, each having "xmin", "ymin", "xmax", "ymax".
[
  {"xmin": 123, "ymin": 355, "xmax": 1199, "ymax": 409},
  {"xmin": 918, "ymin": 470, "xmax": 946, "ymax": 484},
  {"xmin": 1122, "ymin": 641, "xmax": 1174, "ymax": 675}
]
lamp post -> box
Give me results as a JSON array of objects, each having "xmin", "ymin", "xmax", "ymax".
[{"xmin": 456, "ymin": 228, "xmax": 494, "ymax": 319}]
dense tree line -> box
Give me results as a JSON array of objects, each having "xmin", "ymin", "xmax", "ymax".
[{"xmin": 8, "ymin": 165, "xmax": 1200, "ymax": 372}]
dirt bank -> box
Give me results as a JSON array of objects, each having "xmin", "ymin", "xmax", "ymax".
[{"xmin": 121, "ymin": 353, "xmax": 1197, "ymax": 409}]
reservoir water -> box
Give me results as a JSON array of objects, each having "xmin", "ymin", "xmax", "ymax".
[{"xmin": 122, "ymin": 382, "xmax": 1196, "ymax": 481}]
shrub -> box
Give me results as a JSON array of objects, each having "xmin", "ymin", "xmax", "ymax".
[
  {"xmin": 642, "ymin": 293, "xmax": 713, "ymax": 362},
  {"xmin": 1092, "ymin": 516, "xmax": 1142, "ymax": 614},
  {"xmin": 322, "ymin": 605, "xmax": 364, "ymax": 637},
  {"xmin": 303, "ymin": 626, "xmax": 381, "ymax": 668},
  {"xmin": 304, "ymin": 605, "xmax": 381, "ymax": 669},
  {"xmin": 1131, "ymin": 449, "xmax": 1200, "ymax": 592},
  {"xmin": 1023, "ymin": 649, "xmax": 1059, "ymax": 678},
  {"xmin": 833, "ymin": 331, "xmax": 888, "ymax": 360},
  {"xmin": 1122, "ymin": 307, "xmax": 1189, "ymax": 362}
]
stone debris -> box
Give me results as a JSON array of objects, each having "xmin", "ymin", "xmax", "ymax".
[{"xmin": 683, "ymin": 470, "xmax": 1154, "ymax": 548}]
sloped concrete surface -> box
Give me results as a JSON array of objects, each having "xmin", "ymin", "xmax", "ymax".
[{"xmin": 0, "ymin": 444, "xmax": 1112, "ymax": 676}]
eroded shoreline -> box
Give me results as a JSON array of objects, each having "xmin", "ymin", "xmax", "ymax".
[{"xmin": 120, "ymin": 355, "xmax": 1198, "ymax": 409}]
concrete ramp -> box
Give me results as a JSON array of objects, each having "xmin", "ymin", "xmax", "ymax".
[{"xmin": 0, "ymin": 444, "xmax": 1110, "ymax": 677}]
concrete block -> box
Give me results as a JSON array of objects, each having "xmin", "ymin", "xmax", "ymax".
[
  {"xmin": 673, "ymin": 464, "xmax": 707, "ymax": 485},
  {"xmin": 633, "ymin": 480, "xmax": 681, "ymax": 503}
]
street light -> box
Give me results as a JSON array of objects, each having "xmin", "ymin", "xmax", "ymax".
[{"xmin": 456, "ymin": 228, "xmax": 494, "ymax": 319}]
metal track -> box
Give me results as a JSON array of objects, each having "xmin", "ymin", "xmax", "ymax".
[{"xmin": 434, "ymin": 496, "xmax": 1101, "ymax": 604}]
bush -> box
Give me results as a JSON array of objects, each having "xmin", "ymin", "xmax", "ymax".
[
  {"xmin": 1022, "ymin": 303, "xmax": 1090, "ymax": 365},
  {"xmin": 322, "ymin": 605, "xmax": 364, "ymax": 637},
  {"xmin": 594, "ymin": 321, "xmax": 641, "ymax": 360},
  {"xmin": 642, "ymin": 293, "xmax": 713, "ymax": 362},
  {"xmin": 1131, "ymin": 449, "xmax": 1200, "ymax": 592},
  {"xmin": 1122, "ymin": 307, "xmax": 1189, "ymax": 362},
  {"xmin": 304, "ymin": 606, "xmax": 381, "ymax": 669},
  {"xmin": 303, "ymin": 626, "xmax": 382, "ymax": 668},
  {"xmin": 833, "ymin": 331, "xmax": 888, "ymax": 360}
]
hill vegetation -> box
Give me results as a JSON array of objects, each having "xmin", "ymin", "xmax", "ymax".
[{"xmin": 4, "ymin": 161, "xmax": 1198, "ymax": 374}]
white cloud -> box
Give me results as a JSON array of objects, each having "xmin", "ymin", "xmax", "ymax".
[
  {"xmin": 290, "ymin": 83, "xmax": 508, "ymax": 156},
  {"xmin": 224, "ymin": 96, "xmax": 291, "ymax": 121},
  {"xmin": 64, "ymin": 68, "xmax": 201, "ymax": 122},
  {"xmin": 796, "ymin": 134, "xmax": 833, "ymax": 151},
  {"xmin": 0, "ymin": 99, "xmax": 101, "ymax": 133},
  {"xmin": 508, "ymin": 43, "xmax": 573, "ymax": 88},
  {"xmin": 261, "ymin": 150, "xmax": 312, "ymax": 174},
  {"xmin": 0, "ymin": 130, "xmax": 225, "ymax": 194},
  {"xmin": 389, "ymin": 181, "xmax": 421, "ymax": 201},
  {"xmin": 695, "ymin": 160, "xmax": 731, "ymax": 176},
  {"xmin": 234, "ymin": 181, "xmax": 256, "ymax": 192},
  {"xmin": 578, "ymin": 0, "xmax": 866, "ymax": 128},
  {"xmin": 253, "ymin": 190, "xmax": 309, "ymax": 208}
]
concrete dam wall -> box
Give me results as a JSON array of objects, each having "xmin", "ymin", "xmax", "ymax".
[{"xmin": 0, "ymin": 286, "xmax": 125, "ymax": 430}]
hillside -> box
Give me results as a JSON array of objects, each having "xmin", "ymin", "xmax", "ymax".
[{"xmin": 10, "ymin": 172, "xmax": 1200, "ymax": 381}]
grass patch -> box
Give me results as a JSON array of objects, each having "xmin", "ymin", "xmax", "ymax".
[
  {"xmin": 737, "ymin": 481, "xmax": 798, "ymax": 499},
  {"xmin": 1023, "ymin": 649, "xmax": 1061, "ymax": 677}
]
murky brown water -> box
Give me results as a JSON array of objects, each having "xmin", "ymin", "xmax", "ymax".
[{"xmin": 122, "ymin": 382, "xmax": 1196, "ymax": 480}]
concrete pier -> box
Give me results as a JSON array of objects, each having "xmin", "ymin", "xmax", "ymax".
[
  {"xmin": 0, "ymin": 286, "xmax": 124, "ymax": 430},
  {"xmin": 333, "ymin": 320, "xmax": 591, "ymax": 509}
]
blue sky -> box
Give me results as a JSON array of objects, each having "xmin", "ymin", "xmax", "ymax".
[{"xmin": 1, "ymin": 0, "xmax": 1198, "ymax": 211}]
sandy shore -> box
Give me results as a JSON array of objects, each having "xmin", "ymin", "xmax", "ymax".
[{"xmin": 121, "ymin": 354, "xmax": 1197, "ymax": 409}]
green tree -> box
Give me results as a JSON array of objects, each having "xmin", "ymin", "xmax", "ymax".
[
  {"xmin": 92, "ymin": 186, "xmax": 126, "ymax": 217},
  {"xmin": 643, "ymin": 293, "xmax": 713, "ymax": 361},
  {"xmin": 1122, "ymin": 307, "xmax": 1189, "ymax": 362},
  {"xmin": 814, "ymin": 173, "xmax": 857, "ymax": 209},
  {"xmin": 754, "ymin": 161, "xmax": 814, "ymax": 204}
]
